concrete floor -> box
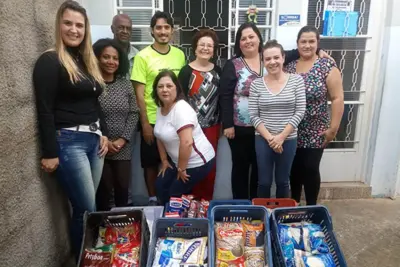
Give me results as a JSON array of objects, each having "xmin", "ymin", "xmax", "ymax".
[
  {"xmin": 321, "ymin": 199, "xmax": 400, "ymax": 267},
  {"xmin": 63, "ymin": 198, "xmax": 400, "ymax": 267}
]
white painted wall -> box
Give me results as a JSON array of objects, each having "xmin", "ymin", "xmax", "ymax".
[
  {"xmin": 275, "ymin": 0, "xmax": 308, "ymax": 50},
  {"xmin": 369, "ymin": 0, "xmax": 400, "ymax": 197},
  {"xmin": 82, "ymin": 0, "xmax": 114, "ymax": 42}
]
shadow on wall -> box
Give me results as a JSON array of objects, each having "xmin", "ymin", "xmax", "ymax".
[
  {"xmin": 0, "ymin": 1, "xmax": 72, "ymax": 266},
  {"xmin": 130, "ymin": 133, "xmax": 234, "ymax": 205}
]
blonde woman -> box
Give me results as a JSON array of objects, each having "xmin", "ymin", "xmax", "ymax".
[{"xmin": 33, "ymin": 1, "xmax": 108, "ymax": 258}]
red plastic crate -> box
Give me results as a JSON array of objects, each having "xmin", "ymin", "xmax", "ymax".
[{"xmin": 252, "ymin": 198, "xmax": 297, "ymax": 209}]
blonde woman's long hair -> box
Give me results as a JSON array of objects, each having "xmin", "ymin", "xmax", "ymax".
[{"xmin": 53, "ymin": 1, "xmax": 104, "ymax": 86}]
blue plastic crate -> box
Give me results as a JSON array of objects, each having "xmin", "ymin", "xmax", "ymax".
[
  {"xmin": 207, "ymin": 199, "xmax": 251, "ymax": 218},
  {"xmin": 271, "ymin": 205, "xmax": 347, "ymax": 267},
  {"xmin": 147, "ymin": 218, "xmax": 209, "ymax": 267},
  {"xmin": 209, "ymin": 205, "xmax": 273, "ymax": 267},
  {"xmin": 323, "ymin": 11, "xmax": 359, "ymax": 37}
]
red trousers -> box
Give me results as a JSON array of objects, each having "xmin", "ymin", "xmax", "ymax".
[{"xmin": 191, "ymin": 124, "xmax": 220, "ymax": 200}]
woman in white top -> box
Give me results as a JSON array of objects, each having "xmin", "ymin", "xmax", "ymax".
[
  {"xmin": 249, "ymin": 40, "xmax": 306, "ymax": 199},
  {"xmin": 153, "ymin": 70, "xmax": 216, "ymax": 204}
]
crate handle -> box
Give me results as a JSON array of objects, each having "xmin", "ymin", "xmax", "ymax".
[
  {"xmin": 284, "ymin": 211, "xmax": 307, "ymax": 216},
  {"xmin": 107, "ymin": 214, "xmax": 128, "ymax": 220},
  {"xmin": 173, "ymin": 222, "xmax": 193, "ymax": 227},
  {"xmin": 229, "ymin": 210, "xmax": 249, "ymax": 213}
]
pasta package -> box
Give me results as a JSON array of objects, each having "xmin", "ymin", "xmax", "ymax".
[
  {"xmin": 242, "ymin": 220, "xmax": 264, "ymax": 247},
  {"xmin": 244, "ymin": 247, "xmax": 265, "ymax": 267}
]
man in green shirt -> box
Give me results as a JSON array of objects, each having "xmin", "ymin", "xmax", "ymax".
[{"xmin": 131, "ymin": 11, "xmax": 186, "ymax": 206}]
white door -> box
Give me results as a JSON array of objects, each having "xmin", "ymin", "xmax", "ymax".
[{"xmin": 308, "ymin": 0, "xmax": 379, "ymax": 182}]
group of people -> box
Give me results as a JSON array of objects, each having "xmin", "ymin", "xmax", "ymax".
[{"xmin": 32, "ymin": 0, "xmax": 344, "ymax": 259}]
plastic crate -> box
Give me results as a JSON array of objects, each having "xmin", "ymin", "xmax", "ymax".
[
  {"xmin": 271, "ymin": 205, "xmax": 347, "ymax": 267},
  {"xmin": 209, "ymin": 205, "xmax": 273, "ymax": 267},
  {"xmin": 163, "ymin": 199, "xmax": 251, "ymax": 218},
  {"xmin": 207, "ymin": 199, "xmax": 251, "ymax": 218},
  {"xmin": 252, "ymin": 198, "xmax": 297, "ymax": 209},
  {"xmin": 78, "ymin": 209, "xmax": 150, "ymax": 267},
  {"xmin": 147, "ymin": 218, "xmax": 209, "ymax": 267},
  {"xmin": 111, "ymin": 206, "xmax": 165, "ymax": 241}
]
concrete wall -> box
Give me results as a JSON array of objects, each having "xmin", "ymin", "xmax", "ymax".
[
  {"xmin": 0, "ymin": 1, "xmax": 71, "ymax": 266},
  {"xmin": 368, "ymin": 0, "xmax": 400, "ymax": 197}
]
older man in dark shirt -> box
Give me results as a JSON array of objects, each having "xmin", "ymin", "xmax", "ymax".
[{"xmin": 111, "ymin": 14, "xmax": 139, "ymax": 76}]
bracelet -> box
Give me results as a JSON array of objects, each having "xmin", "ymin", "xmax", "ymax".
[{"xmin": 178, "ymin": 167, "xmax": 186, "ymax": 173}]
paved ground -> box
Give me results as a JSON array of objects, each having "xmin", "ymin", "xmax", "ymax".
[
  {"xmin": 64, "ymin": 198, "xmax": 400, "ymax": 267},
  {"xmin": 322, "ymin": 199, "xmax": 400, "ymax": 267}
]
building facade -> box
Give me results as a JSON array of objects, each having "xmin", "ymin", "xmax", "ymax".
[{"xmin": 81, "ymin": 0, "xmax": 400, "ymax": 198}]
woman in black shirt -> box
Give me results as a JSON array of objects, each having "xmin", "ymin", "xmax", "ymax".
[
  {"xmin": 93, "ymin": 38, "xmax": 139, "ymax": 210},
  {"xmin": 33, "ymin": 1, "xmax": 108, "ymax": 258}
]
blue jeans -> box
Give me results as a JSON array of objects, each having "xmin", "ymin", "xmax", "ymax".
[
  {"xmin": 255, "ymin": 136, "xmax": 297, "ymax": 198},
  {"xmin": 55, "ymin": 129, "xmax": 104, "ymax": 257},
  {"xmin": 156, "ymin": 158, "xmax": 215, "ymax": 204}
]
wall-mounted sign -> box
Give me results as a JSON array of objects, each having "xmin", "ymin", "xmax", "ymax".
[
  {"xmin": 324, "ymin": 0, "xmax": 354, "ymax": 12},
  {"xmin": 278, "ymin": 14, "xmax": 301, "ymax": 26}
]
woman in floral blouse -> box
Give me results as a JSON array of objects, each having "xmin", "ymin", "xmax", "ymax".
[{"xmin": 286, "ymin": 26, "xmax": 344, "ymax": 205}]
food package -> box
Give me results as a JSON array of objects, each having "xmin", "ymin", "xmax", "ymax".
[
  {"xmin": 154, "ymin": 237, "xmax": 207, "ymax": 265},
  {"xmin": 165, "ymin": 212, "xmax": 181, "ymax": 218},
  {"xmin": 112, "ymin": 254, "xmax": 138, "ymax": 267},
  {"xmin": 298, "ymin": 253, "xmax": 336, "ymax": 267},
  {"xmin": 215, "ymin": 222, "xmax": 245, "ymax": 267},
  {"xmin": 179, "ymin": 265, "xmax": 207, "ymax": 267},
  {"xmin": 81, "ymin": 245, "xmax": 114, "ymax": 267},
  {"xmin": 279, "ymin": 222, "xmax": 329, "ymax": 254},
  {"xmin": 188, "ymin": 200, "xmax": 199, "ymax": 218},
  {"xmin": 279, "ymin": 222, "xmax": 334, "ymax": 267},
  {"xmin": 152, "ymin": 251, "xmax": 182, "ymax": 267},
  {"xmin": 156, "ymin": 237, "xmax": 186, "ymax": 260},
  {"xmin": 198, "ymin": 200, "xmax": 209, "ymax": 218},
  {"xmin": 117, "ymin": 222, "xmax": 141, "ymax": 245},
  {"xmin": 181, "ymin": 237, "xmax": 207, "ymax": 264},
  {"xmin": 182, "ymin": 195, "xmax": 195, "ymax": 209},
  {"xmin": 115, "ymin": 242, "xmax": 140, "ymax": 263},
  {"xmin": 244, "ymin": 247, "xmax": 264, "ymax": 267},
  {"xmin": 242, "ymin": 220, "xmax": 264, "ymax": 247},
  {"xmin": 168, "ymin": 197, "xmax": 184, "ymax": 213}
]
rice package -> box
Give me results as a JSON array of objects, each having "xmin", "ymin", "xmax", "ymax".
[
  {"xmin": 299, "ymin": 253, "xmax": 336, "ymax": 267},
  {"xmin": 278, "ymin": 222, "xmax": 334, "ymax": 267},
  {"xmin": 279, "ymin": 222, "xmax": 329, "ymax": 254}
]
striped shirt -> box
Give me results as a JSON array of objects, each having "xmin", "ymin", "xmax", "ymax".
[{"xmin": 249, "ymin": 74, "xmax": 306, "ymax": 139}]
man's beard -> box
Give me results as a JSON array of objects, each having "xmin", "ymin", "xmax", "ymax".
[{"xmin": 156, "ymin": 36, "xmax": 170, "ymax": 45}]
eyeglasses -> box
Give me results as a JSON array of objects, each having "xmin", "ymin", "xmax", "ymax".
[{"xmin": 198, "ymin": 43, "xmax": 214, "ymax": 49}]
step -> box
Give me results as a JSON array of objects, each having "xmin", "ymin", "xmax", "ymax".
[{"xmin": 313, "ymin": 182, "xmax": 371, "ymax": 200}]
